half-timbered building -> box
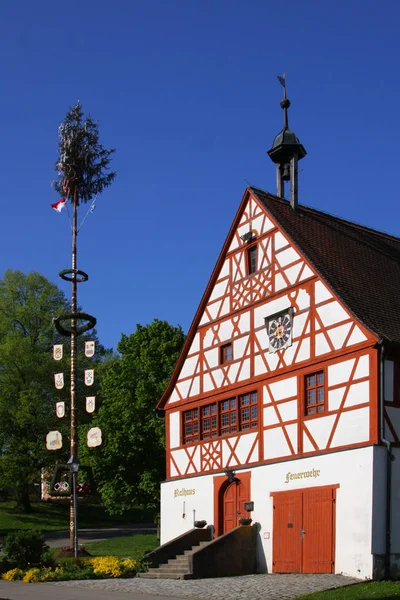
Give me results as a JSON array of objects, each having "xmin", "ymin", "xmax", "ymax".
[{"xmin": 156, "ymin": 85, "xmax": 400, "ymax": 580}]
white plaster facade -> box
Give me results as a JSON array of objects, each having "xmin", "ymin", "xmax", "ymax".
[{"xmin": 161, "ymin": 446, "xmax": 384, "ymax": 580}]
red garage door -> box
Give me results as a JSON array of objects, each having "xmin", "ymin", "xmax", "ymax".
[{"xmin": 272, "ymin": 486, "xmax": 336, "ymax": 574}]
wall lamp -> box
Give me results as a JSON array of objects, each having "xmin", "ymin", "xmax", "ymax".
[{"xmin": 224, "ymin": 468, "xmax": 238, "ymax": 484}]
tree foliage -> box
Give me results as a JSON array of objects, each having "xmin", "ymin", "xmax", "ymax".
[
  {"xmin": 54, "ymin": 101, "xmax": 116, "ymax": 205},
  {"xmin": 0, "ymin": 270, "xmax": 108, "ymax": 512},
  {"xmin": 84, "ymin": 320, "xmax": 185, "ymax": 516}
]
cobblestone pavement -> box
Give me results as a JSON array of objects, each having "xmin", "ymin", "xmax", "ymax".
[{"xmin": 55, "ymin": 573, "xmax": 362, "ymax": 600}]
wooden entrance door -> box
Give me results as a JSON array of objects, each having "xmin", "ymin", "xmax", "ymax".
[
  {"xmin": 223, "ymin": 478, "xmax": 250, "ymax": 533},
  {"xmin": 272, "ymin": 486, "xmax": 336, "ymax": 574},
  {"xmin": 302, "ymin": 488, "xmax": 335, "ymax": 573}
]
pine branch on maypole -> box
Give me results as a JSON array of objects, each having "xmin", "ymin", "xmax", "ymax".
[{"xmin": 52, "ymin": 102, "xmax": 115, "ymax": 554}]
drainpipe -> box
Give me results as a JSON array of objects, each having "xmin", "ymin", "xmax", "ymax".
[{"xmin": 379, "ymin": 340, "xmax": 392, "ymax": 579}]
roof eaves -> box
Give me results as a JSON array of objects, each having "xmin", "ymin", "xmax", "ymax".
[{"xmin": 156, "ymin": 187, "xmax": 254, "ymax": 411}]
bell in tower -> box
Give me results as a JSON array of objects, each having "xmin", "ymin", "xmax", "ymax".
[{"xmin": 267, "ymin": 75, "xmax": 307, "ymax": 210}]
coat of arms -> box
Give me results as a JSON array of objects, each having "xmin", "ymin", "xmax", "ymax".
[
  {"xmin": 84, "ymin": 369, "xmax": 94, "ymax": 386},
  {"xmin": 53, "ymin": 344, "xmax": 63, "ymax": 361}
]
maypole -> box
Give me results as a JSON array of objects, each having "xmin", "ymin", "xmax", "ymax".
[{"xmin": 47, "ymin": 102, "xmax": 115, "ymax": 556}]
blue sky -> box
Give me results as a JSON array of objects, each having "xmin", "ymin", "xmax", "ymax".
[{"xmin": 0, "ymin": 0, "xmax": 399, "ymax": 351}]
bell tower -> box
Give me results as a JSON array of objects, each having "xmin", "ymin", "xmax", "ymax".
[{"xmin": 267, "ymin": 76, "xmax": 306, "ymax": 210}]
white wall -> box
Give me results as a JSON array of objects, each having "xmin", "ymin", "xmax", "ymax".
[
  {"xmin": 390, "ymin": 446, "xmax": 400, "ymax": 553},
  {"xmin": 251, "ymin": 447, "xmax": 374, "ymax": 579},
  {"xmin": 161, "ymin": 447, "xmax": 375, "ymax": 579},
  {"xmin": 371, "ymin": 446, "xmax": 386, "ymax": 556},
  {"xmin": 160, "ymin": 474, "xmax": 215, "ymax": 545}
]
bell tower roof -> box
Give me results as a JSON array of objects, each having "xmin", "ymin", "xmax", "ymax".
[
  {"xmin": 267, "ymin": 82, "xmax": 307, "ymax": 165},
  {"xmin": 267, "ymin": 75, "xmax": 307, "ymax": 210}
]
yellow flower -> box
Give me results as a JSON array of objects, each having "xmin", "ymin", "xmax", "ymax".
[
  {"xmin": 2, "ymin": 568, "xmax": 24, "ymax": 581},
  {"xmin": 89, "ymin": 556, "xmax": 122, "ymax": 578},
  {"xmin": 23, "ymin": 568, "xmax": 41, "ymax": 583},
  {"xmin": 121, "ymin": 558, "xmax": 136, "ymax": 569}
]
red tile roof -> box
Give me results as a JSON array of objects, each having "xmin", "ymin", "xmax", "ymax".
[{"xmin": 251, "ymin": 186, "xmax": 400, "ymax": 344}]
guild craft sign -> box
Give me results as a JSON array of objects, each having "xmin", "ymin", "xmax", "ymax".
[
  {"xmin": 84, "ymin": 369, "xmax": 94, "ymax": 386},
  {"xmin": 87, "ymin": 427, "xmax": 102, "ymax": 447},
  {"xmin": 85, "ymin": 341, "xmax": 95, "ymax": 358},
  {"xmin": 46, "ymin": 430, "xmax": 62, "ymax": 450},
  {"xmin": 53, "ymin": 344, "xmax": 63, "ymax": 360},
  {"xmin": 56, "ymin": 401, "xmax": 65, "ymax": 418},
  {"xmin": 285, "ymin": 468, "xmax": 321, "ymax": 484},
  {"xmin": 54, "ymin": 373, "xmax": 64, "ymax": 389},
  {"xmin": 86, "ymin": 396, "xmax": 96, "ymax": 413}
]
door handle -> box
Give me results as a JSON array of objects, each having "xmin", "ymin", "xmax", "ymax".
[{"xmin": 300, "ymin": 529, "xmax": 305, "ymax": 540}]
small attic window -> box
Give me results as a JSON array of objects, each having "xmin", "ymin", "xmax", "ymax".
[
  {"xmin": 220, "ymin": 343, "xmax": 233, "ymax": 364},
  {"xmin": 247, "ymin": 245, "xmax": 257, "ymax": 275}
]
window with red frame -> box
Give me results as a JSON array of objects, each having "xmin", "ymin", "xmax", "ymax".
[
  {"xmin": 201, "ymin": 403, "xmax": 218, "ymax": 439},
  {"xmin": 220, "ymin": 398, "xmax": 238, "ymax": 435},
  {"xmin": 240, "ymin": 391, "xmax": 258, "ymax": 429},
  {"xmin": 183, "ymin": 408, "xmax": 199, "ymax": 444},
  {"xmin": 182, "ymin": 391, "xmax": 258, "ymax": 444},
  {"xmin": 220, "ymin": 343, "xmax": 233, "ymax": 364},
  {"xmin": 247, "ymin": 245, "xmax": 257, "ymax": 274},
  {"xmin": 305, "ymin": 371, "xmax": 325, "ymax": 416}
]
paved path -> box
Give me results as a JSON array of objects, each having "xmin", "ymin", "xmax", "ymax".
[
  {"xmin": 43, "ymin": 525, "xmax": 156, "ymax": 548},
  {"xmin": 0, "ymin": 579, "xmax": 186, "ymax": 600},
  {"xmin": 53, "ymin": 573, "xmax": 361, "ymax": 600}
]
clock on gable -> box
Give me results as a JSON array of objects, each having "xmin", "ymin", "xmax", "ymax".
[{"xmin": 265, "ymin": 307, "xmax": 294, "ymax": 353}]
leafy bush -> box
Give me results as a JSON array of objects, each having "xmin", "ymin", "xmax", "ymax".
[{"xmin": 2, "ymin": 529, "xmax": 49, "ymax": 568}]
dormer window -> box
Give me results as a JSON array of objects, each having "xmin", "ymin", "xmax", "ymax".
[{"xmin": 247, "ymin": 245, "xmax": 257, "ymax": 274}]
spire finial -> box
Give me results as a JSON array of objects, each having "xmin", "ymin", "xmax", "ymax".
[
  {"xmin": 277, "ymin": 74, "xmax": 290, "ymax": 128},
  {"xmin": 268, "ymin": 74, "xmax": 307, "ymax": 209}
]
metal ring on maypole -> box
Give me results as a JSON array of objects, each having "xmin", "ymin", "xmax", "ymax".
[
  {"xmin": 53, "ymin": 312, "xmax": 97, "ymax": 337},
  {"xmin": 59, "ymin": 269, "xmax": 89, "ymax": 283}
]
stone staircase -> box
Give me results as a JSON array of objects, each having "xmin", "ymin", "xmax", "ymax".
[{"xmin": 138, "ymin": 540, "xmax": 211, "ymax": 579}]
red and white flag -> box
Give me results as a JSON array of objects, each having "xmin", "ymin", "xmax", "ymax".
[{"xmin": 51, "ymin": 198, "xmax": 67, "ymax": 212}]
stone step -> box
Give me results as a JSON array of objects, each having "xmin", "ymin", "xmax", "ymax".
[
  {"xmin": 160, "ymin": 567, "xmax": 191, "ymax": 574},
  {"xmin": 139, "ymin": 540, "xmax": 212, "ymax": 579},
  {"xmin": 144, "ymin": 564, "xmax": 191, "ymax": 574},
  {"xmin": 138, "ymin": 571, "xmax": 193, "ymax": 580},
  {"xmin": 167, "ymin": 555, "xmax": 190, "ymax": 564},
  {"xmin": 183, "ymin": 541, "xmax": 210, "ymax": 555},
  {"xmin": 167, "ymin": 559, "xmax": 190, "ymax": 568}
]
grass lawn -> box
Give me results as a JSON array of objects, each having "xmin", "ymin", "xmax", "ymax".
[
  {"xmin": 0, "ymin": 501, "xmax": 153, "ymax": 535},
  {"xmin": 297, "ymin": 581, "xmax": 400, "ymax": 600},
  {"xmin": 83, "ymin": 533, "xmax": 159, "ymax": 561}
]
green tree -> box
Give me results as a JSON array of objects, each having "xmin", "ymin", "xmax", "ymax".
[
  {"xmin": 84, "ymin": 320, "xmax": 185, "ymax": 517},
  {"xmin": 0, "ymin": 270, "xmax": 108, "ymax": 512}
]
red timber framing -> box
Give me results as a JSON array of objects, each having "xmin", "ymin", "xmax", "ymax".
[
  {"xmin": 166, "ymin": 345, "xmax": 379, "ymax": 480},
  {"xmin": 160, "ymin": 189, "xmax": 381, "ymax": 482},
  {"xmin": 271, "ymin": 484, "xmax": 338, "ymax": 574}
]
